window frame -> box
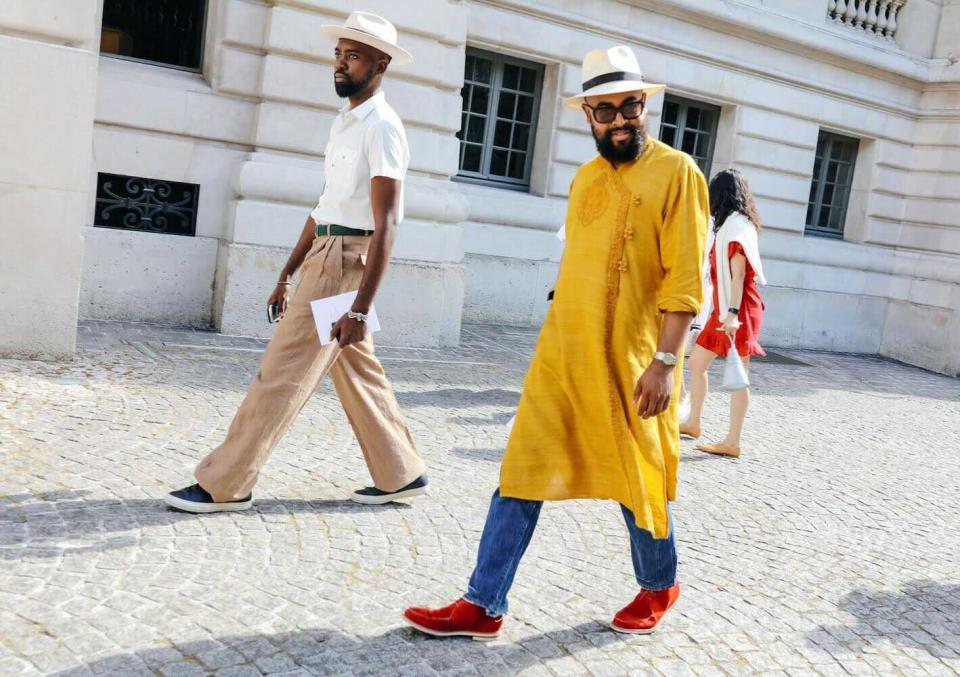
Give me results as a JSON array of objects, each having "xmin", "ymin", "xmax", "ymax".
[
  {"xmin": 805, "ymin": 131, "xmax": 860, "ymax": 239},
  {"xmin": 100, "ymin": 0, "xmax": 209, "ymax": 74},
  {"xmin": 658, "ymin": 94, "xmax": 721, "ymax": 176},
  {"xmin": 454, "ymin": 48, "xmax": 545, "ymax": 192}
]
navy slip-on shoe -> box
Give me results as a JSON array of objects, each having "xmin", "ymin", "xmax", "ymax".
[
  {"xmin": 164, "ymin": 483, "xmax": 253, "ymax": 513},
  {"xmin": 350, "ymin": 474, "xmax": 429, "ymax": 505}
]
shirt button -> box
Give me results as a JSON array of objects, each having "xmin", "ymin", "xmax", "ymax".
[
  {"xmin": 632, "ymin": 195, "xmax": 642, "ymax": 206},
  {"xmin": 618, "ymin": 260, "xmax": 628, "ymax": 272},
  {"xmin": 624, "ymin": 230, "xmax": 634, "ymax": 240}
]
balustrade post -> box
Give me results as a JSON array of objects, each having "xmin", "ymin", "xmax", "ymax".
[
  {"xmin": 876, "ymin": 0, "xmax": 890, "ymax": 36},
  {"xmin": 828, "ymin": 0, "xmax": 838, "ymax": 21},
  {"xmin": 886, "ymin": 0, "xmax": 904, "ymax": 39},
  {"xmin": 843, "ymin": 0, "xmax": 858, "ymax": 25},
  {"xmin": 855, "ymin": 0, "xmax": 868, "ymax": 28},
  {"xmin": 866, "ymin": 0, "xmax": 879, "ymax": 34},
  {"xmin": 835, "ymin": 0, "xmax": 848, "ymax": 23}
]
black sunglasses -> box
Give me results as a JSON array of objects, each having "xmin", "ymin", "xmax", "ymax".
[{"xmin": 584, "ymin": 98, "xmax": 646, "ymax": 124}]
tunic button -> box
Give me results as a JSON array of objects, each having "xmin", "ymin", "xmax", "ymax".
[
  {"xmin": 624, "ymin": 230, "xmax": 634, "ymax": 240},
  {"xmin": 632, "ymin": 195, "xmax": 642, "ymax": 206},
  {"xmin": 618, "ymin": 260, "xmax": 628, "ymax": 272}
]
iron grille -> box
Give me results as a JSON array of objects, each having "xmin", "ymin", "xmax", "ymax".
[{"xmin": 94, "ymin": 173, "xmax": 199, "ymax": 237}]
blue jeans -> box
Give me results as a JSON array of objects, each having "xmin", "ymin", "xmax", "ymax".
[{"xmin": 464, "ymin": 489, "xmax": 677, "ymax": 616}]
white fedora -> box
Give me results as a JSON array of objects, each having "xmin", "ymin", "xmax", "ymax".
[
  {"xmin": 320, "ymin": 11, "xmax": 413, "ymax": 66},
  {"xmin": 563, "ymin": 46, "xmax": 664, "ymax": 109}
]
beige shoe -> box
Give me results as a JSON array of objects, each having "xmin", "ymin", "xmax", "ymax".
[
  {"xmin": 696, "ymin": 441, "xmax": 741, "ymax": 458},
  {"xmin": 679, "ymin": 422, "xmax": 702, "ymax": 439}
]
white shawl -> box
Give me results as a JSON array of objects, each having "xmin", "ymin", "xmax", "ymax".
[
  {"xmin": 714, "ymin": 212, "xmax": 766, "ymax": 323},
  {"xmin": 691, "ymin": 225, "xmax": 715, "ymax": 331}
]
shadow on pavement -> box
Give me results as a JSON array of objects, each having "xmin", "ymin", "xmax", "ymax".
[
  {"xmin": 396, "ymin": 388, "xmax": 521, "ymax": 409},
  {"xmin": 450, "ymin": 447, "xmax": 504, "ymax": 463},
  {"xmin": 53, "ymin": 621, "xmax": 630, "ymax": 676},
  {"xmin": 809, "ymin": 580, "xmax": 960, "ymax": 658},
  {"xmin": 0, "ymin": 490, "xmax": 409, "ymax": 561}
]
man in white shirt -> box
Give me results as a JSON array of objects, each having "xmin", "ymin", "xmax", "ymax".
[{"xmin": 165, "ymin": 12, "xmax": 428, "ymax": 513}]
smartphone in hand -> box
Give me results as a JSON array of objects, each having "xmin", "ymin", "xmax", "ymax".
[{"xmin": 267, "ymin": 302, "xmax": 283, "ymax": 324}]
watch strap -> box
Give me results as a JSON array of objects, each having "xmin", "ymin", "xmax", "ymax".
[{"xmin": 347, "ymin": 310, "xmax": 368, "ymax": 323}]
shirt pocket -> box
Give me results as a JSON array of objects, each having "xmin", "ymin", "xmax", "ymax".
[{"xmin": 327, "ymin": 147, "xmax": 362, "ymax": 195}]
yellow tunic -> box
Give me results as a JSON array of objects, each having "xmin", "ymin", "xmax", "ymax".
[{"xmin": 500, "ymin": 138, "xmax": 709, "ymax": 539}]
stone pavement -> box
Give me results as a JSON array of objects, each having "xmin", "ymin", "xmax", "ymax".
[{"xmin": 1, "ymin": 320, "xmax": 959, "ymax": 677}]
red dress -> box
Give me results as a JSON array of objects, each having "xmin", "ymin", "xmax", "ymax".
[{"xmin": 696, "ymin": 241, "xmax": 766, "ymax": 358}]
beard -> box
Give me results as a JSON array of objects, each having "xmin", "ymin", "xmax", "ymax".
[
  {"xmin": 334, "ymin": 68, "xmax": 374, "ymax": 98},
  {"xmin": 593, "ymin": 121, "xmax": 647, "ymax": 164}
]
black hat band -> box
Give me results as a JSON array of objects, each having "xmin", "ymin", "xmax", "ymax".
[{"xmin": 582, "ymin": 70, "xmax": 644, "ymax": 92}]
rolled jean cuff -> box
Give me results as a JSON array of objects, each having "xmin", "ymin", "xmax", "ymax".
[
  {"xmin": 636, "ymin": 577, "xmax": 677, "ymax": 592},
  {"xmin": 463, "ymin": 589, "xmax": 506, "ymax": 618}
]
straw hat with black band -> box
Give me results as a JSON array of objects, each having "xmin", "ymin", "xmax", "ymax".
[{"xmin": 563, "ymin": 46, "xmax": 664, "ymax": 108}]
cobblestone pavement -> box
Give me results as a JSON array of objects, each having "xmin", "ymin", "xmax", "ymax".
[{"xmin": 1, "ymin": 320, "xmax": 959, "ymax": 677}]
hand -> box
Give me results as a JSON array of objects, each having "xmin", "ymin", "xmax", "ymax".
[
  {"xmin": 633, "ymin": 361, "xmax": 675, "ymax": 420},
  {"xmin": 720, "ymin": 315, "xmax": 741, "ymax": 338},
  {"xmin": 330, "ymin": 313, "xmax": 367, "ymax": 348},
  {"xmin": 267, "ymin": 283, "xmax": 291, "ymax": 317}
]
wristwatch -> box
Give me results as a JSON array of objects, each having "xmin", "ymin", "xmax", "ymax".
[
  {"xmin": 727, "ymin": 307, "xmax": 740, "ymax": 315},
  {"xmin": 653, "ymin": 351, "xmax": 678, "ymax": 367},
  {"xmin": 347, "ymin": 310, "xmax": 368, "ymax": 323}
]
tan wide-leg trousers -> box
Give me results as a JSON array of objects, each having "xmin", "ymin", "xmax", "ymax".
[{"xmin": 195, "ymin": 235, "xmax": 425, "ymax": 502}]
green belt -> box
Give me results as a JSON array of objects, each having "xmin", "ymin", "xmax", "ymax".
[{"xmin": 315, "ymin": 223, "xmax": 373, "ymax": 238}]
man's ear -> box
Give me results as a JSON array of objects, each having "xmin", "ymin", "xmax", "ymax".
[
  {"xmin": 377, "ymin": 56, "xmax": 390, "ymax": 75},
  {"xmin": 582, "ymin": 104, "xmax": 592, "ymax": 126}
]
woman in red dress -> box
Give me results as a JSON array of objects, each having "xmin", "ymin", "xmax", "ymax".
[{"xmin": 680, "ymin": 169, "xmax": 766, "ymax": 458}]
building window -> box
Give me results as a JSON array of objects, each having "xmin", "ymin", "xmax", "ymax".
[
  {"xmin": 659, "ymin": 95, "xmax": 720, "ymax": 175},
  {"xmin": 100, "ymin": 0, "xmax": 207, "ymax": 72},
  {"xmin": 806, "ymin": 131, "xmax": 860, "ymax": 238},
  {"xmin": 94, "ymin": 173, "xmax": 200, "ymax": 237},
  {"xmin": 455, "ymin": 49, "xmax": 544, "ymax": 190}
]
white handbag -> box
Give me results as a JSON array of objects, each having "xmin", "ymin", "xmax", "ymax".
[{"xmin": 721, "ymin": 336, "xmax": 750, "ymax": 391}]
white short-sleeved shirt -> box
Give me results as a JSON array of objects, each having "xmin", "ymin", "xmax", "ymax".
[{"xmin": 310, "ymin": 91, "xmax": 409, "ymax": 230}]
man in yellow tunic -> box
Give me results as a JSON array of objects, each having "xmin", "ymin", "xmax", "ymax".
[{"xmin": 404, "ymin": 46, "xmax": 708, "ymax": 639}]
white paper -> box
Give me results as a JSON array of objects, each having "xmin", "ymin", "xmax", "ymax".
[{"xmin": 310, "ymin": 291, "xmax": 381, "ymax": 345}]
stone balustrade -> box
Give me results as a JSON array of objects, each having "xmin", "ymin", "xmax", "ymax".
[{"xmin": 827, "ymin": 0, "xmax": 907, "ymax": 40}]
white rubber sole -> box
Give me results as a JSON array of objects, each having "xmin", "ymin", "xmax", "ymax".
[
  {"xmin": 350, "ymin": 485, "xmax": 429, "ymax": 505},
  {"xmin": 403, "ymin": 616, "xmax": 500, "ymax": 641},
  {"xmin": 164, "ymin": 494, "xmax": 253, "ymax": 514},
  {"xmin": 609, "ymin": 607, "xmax": 674, "ymax": 635},
  {"xmin": 609, "ymin": 622, "xmax": 657, "ymax": 635}
]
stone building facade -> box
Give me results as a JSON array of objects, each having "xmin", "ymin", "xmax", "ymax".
[{"xmin": 1, "ymin": 0, "xmax": 958, "ymax": 375}]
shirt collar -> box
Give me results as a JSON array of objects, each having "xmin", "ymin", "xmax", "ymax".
[{"xmin": 341, "ymin": 90, "xmax": 385, "ymax": 122}]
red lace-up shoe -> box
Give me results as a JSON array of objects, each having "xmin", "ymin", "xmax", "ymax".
[
  {"xmin": 610, "ymin": 583, "xmax": 681, "ymax": 634},
  {"xmin": 403, "ymin": 598, "xmax": 503, "ymax": 641}
]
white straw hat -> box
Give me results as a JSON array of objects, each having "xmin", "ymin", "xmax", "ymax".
[
  {"xmin": 320, "ymin": 11, "xmax": 413, "ymax": 66},
  {"xmin": 563, "ymin": 46, "xmax": 664, "ymax": 108}
]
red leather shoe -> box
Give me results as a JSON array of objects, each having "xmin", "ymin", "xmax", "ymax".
[
  {"xmin": 403, "ymin": 598, "xmax": 503, "ymax": 641},
  {"xmin": 610, "ymin": 584, "xmax": 681, "ymax": 634}
]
